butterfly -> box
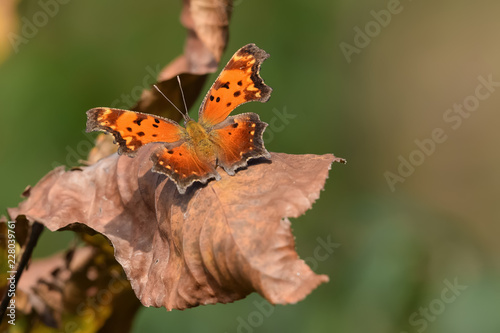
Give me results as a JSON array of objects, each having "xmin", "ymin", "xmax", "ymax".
[{"xmin": 86, "ymin": 43, "xmax": 272, "ymax": 194}]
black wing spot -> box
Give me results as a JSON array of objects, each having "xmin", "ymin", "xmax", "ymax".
[
  {"xmin": 126, "ymin": 127, "xmax": 132, "ymax": 132},
  {"xmin": 133, "ymin": 118, "xmax": 144, "ymax": 126},
  {"xmin": 152, "ymin": 124, "xmax": 159, "ymax": 128},
  {"xmin": 232, "ymin": 123, "xmax": 238, "ymax": 128},
  {"xmin": 154, "ymin": 119, "xmax": 160, "ymax": 124},
  {"xmin": 137, "ymin": 131, "xmax": 145, "ymax": 137},
  {"xmin": 221, "ymin": 82, "xmax": 230, "ymax": 89},
  {"xmin": 168, "ymin": 150, "xmax": 174, "ymax": 154},
  {"xmin": 234, "ymin": 91, "xmax": 241, "ymax": 97},
  {"xmin": 237, "ymin": 80, "xmax": 243, "ymax": 86},
  {"xmin": 179, "ymin": 152, "xmax": 183, "ymax": 156},
  {"xmin": 216, "ymin": 97, "xmax": 220, "ymax": 103},
  {"xmin": 209, "ymin": 95, "xmax": 214, "ymax": 101},
  {"xmin": 152, "ymin": 134, "xmax": 158, "ymax": 137},
  {"xmin": 228, "ymin": 132, "xmax": 232, "ymax": 135},
  {"xmin": 226, "ymin": 102, "xmax": 232, "ymax": 107}
]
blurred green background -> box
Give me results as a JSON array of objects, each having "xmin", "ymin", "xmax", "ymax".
[{"xmin": 1, "ymin": 0, "xmax": 500, "ymax": 332}]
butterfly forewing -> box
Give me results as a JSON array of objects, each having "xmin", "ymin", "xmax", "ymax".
[
  {"xmin": 198, "ymin": 44, "xmax": 272, "ymax": 127},
  {"xmin": 86, "ymin": 108, "xmax": 185, "ymax": 156}
]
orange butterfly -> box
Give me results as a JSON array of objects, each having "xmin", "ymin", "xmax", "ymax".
[{"xmin": 86, "ymin": 44, "xmax": 272, "ymax": 194}]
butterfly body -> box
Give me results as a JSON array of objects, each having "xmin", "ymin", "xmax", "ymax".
[
  {"xmin": 184, "ymin": 120, "xmax": 214, "ymax": 156},
  {"xmin": 87, "ymin": 43, "xmax": 272, "ymax": 194}
]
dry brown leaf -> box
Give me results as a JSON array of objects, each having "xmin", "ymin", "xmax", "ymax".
[
  {"xmin": 188, "ymin": 0, "xmax": 232, "ymax": 61},
  {"xmin": 10, "ymin": 145, "xmax": 344, "ymax": 310}
]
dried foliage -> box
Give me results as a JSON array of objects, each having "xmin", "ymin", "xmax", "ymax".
[{"xmin": 10, "ymin": 147, "xmax": 345, "ymax": 310}]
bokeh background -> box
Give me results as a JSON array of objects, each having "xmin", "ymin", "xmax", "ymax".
[{"xmin": 1, "ymin": 0, "xmax": 500, "ymax": 332}]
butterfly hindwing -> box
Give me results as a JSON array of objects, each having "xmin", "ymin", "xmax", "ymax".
[
  {"xmin": 86, "ymin": 108, "xmax": 185, "ymax": 156},
  {"xmin": 198, "ymin": 44, "xmax": 272, "ymax": 127},
  {"xmin": 151, "ymin": 143, "xmax": 220, "ymax": 194},
  {"xmin": 210, "ymin": 113, "xmax": 270, "ymax": 175}
]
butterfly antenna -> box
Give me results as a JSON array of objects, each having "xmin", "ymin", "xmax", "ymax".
[
  {"xmin": 153, "ymin": 84, "xmax": 191, "ymax": 122},
  {"xmin": 177, "ymin": 76, "xmax": 190, "ymax": 115}
]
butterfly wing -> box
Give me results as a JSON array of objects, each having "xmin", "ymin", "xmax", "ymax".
[
  {"xmin": 198, "ymin": 43, "xmax": 272, "ymax": 127},
  {"xmin": 151, "ymin": 143, "xmax": 220, "ymax": 194},
  {"xmin": 86, "ymin": 108, "xmax": 185, "ymax": 156},
  {"xmin": 210, "ymin": 112, "xmax": 270, "ymax": 175}
]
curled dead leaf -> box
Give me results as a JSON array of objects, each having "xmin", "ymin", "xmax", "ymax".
[
  {"xmin": 188, "ymin": 0, "xmax": 232, "ymax": 61},
  {"xmin": 10, "ymin": 146, "xmax": 345, "ymax": 310}
]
